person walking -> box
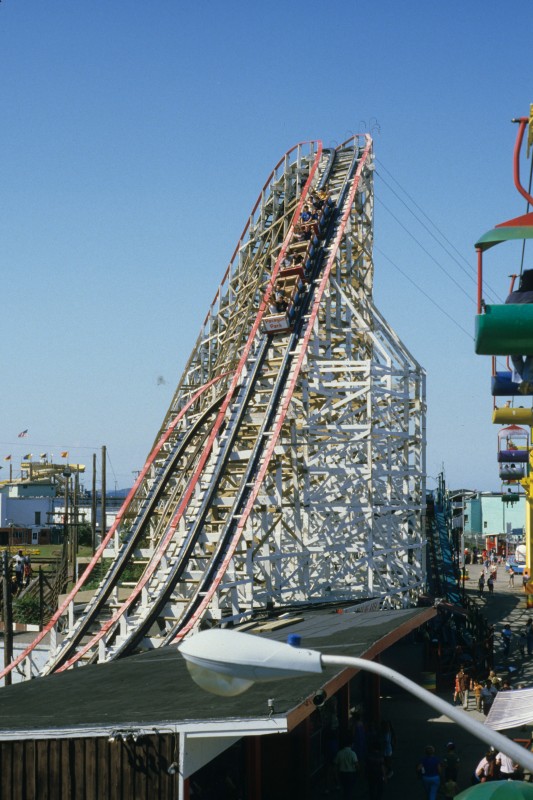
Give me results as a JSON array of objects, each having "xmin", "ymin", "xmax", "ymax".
[
  {"xmin": 478, "ymin": 573, "xmax": 485, "ymax": 597},
  {"xmin": 12, "ymin": 550, "xmax": 24, "ymax": 590},
  {"xmin": 496, "ymin": 750, "xmax": 517, "ymax": 780},
  {"xmin": 481, "ymin": 682, "xmax": 495, "ymax": 715},
  {"xmin": 455, "ymin": 667, "xmax": 469, "ymax": 710},
  {"xmin": 334, "ymin": 737, "xmax": 359, "ymax": 800},
  {"xmin": 508, "ymin": 570, "xmax": 515, "ymax": 588},
  {"xmin": 502, "ymin": 624, "xmax": 512, "ymax": 658},
  {"xmin": 443, "ymin": 742, "xmax": 460, "ymax": 782},
  {"xmin": 473, "ymin": 751, "xmax": 496, "ymax": 783},
  {"xmin": 417, "ymin": 745, "xmax": 442, "ymax": 800},
  {"xmin": 23, "ymin": 555, "xmax": 32, "ymax": 587},
  {"xmin": 453, "ymin": 670, "xmax": 462, "ymax": 706},
  {"xmin": 473, "ymin": 678, "xmax": 483, "ymax": 713},
  {"xmin": 488, "ymin": 670, "xmax": 501, "ymax": 690},
  {"xmin": 379, "ymin": 719, "xmax": 395, "ymax": 778},
  {"xmin": 487, "ymin": 575, "xmax": 494, "ymax": 594},
  {"xmin": 525, "ymin": 617, "xmax": 533, "ymax": 656}
]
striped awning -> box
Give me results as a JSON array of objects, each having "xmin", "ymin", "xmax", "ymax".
[{"xmin": 485, "ymin": 687, "xmax": 533, "ymax": 731}]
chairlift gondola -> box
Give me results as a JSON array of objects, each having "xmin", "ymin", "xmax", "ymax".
[
  {"xmin": 493, "ymin": 407, "xmax": 533, "ymax": 426},
  {"xmin": 499, "ymin": 464, "xmax": 526, "ymax": 482},
  {"xmin": 497, "ymin": 424, "xmax": 529, "ymax": 464}
]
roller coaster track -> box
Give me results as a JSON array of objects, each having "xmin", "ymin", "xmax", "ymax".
[{"xmin": 2, "ymin": 133, "xmax": 426, "ymax": 684}]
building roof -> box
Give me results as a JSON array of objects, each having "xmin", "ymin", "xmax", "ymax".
[{"xmin": 0, "ymin": 605, "xmax": 435, "ymax": 741}]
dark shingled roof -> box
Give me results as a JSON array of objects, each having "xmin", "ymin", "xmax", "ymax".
[{"xmin": 0, "ymin": 606, "xmax": 434, "ymax": 739}]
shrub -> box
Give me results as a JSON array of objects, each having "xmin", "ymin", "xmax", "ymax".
[{"xmin": 13, "ymin": 596, "xmax": 41, "ymax": 625}]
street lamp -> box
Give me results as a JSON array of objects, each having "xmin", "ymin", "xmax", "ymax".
[{"xmin": 178, "ymin": 629, "xmax": 533, "ymax": 774}]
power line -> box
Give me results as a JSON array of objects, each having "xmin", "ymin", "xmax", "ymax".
[
  {"xmin": 375, "ymin": 245, "xmax": 474, "ymax": 341},
  {"xmin": 376, "ymin": 196, "xmax": 476, "ymax": 305},
  {"xmin": 375, "ymin": 160, "xmax": 503, "ymax": 305}
]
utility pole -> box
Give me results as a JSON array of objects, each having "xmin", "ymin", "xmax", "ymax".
[
  {"xmin": 62, "ymin": 466, "xmax": 72, "ymax": 582},
  {"xmin": 38, "ymin": 567, "xmax": 44, "ymax": 631},
  {"xmin": 91, "ymin": 453, "xmax": 97, "ymax": 553},
  {"xmin": 101, "ymin": 445, "xmax": 107, "ymax": 543},
  {"xmin": 73, "ymin": 468, "xmax": 79, "ymax": 583},
  {"xmin": 2, "ymin": 551, "xmax": 13, "ymax": 686}
]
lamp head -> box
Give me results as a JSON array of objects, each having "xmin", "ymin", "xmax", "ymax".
[{"xmin": 178, "ymin": 629, "xmax": 323, "ymax": 697}]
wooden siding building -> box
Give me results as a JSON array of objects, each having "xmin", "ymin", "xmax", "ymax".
[{"xmin": 0, "ymin": 606, "xmax": 435, "ymax": 800}]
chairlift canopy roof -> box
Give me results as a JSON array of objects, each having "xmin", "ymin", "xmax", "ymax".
[{"xmin": 476, "ymin": 212, "xmax": 533, "ymax": 252}]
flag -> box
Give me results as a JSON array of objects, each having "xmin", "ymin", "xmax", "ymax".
[
  {"xmin": 23, "ymin": 453, "xmax": 32, "ymax": 460},
  {"xmin": 4, "ymin": 455, "xmax": 11, "ymax": 461},
  {"xmin": 18, "ymin": 429, "xmax": 28, "ymax": 438},
  {"xmin": 61, "ymin": 451, "xmax": 69, "ymax": 458},
  {"xmin": 40, "ymin": 453, "xmax": 47, "ymax": 459}
]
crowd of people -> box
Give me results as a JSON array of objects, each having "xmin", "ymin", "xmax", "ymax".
[
  {"xmin": 415, "ymin": 739, "xmax": 530, "ymax": 800},
  {"xmin": 453, "ymin": 663, "xmax": 524, "ymax": 715}
]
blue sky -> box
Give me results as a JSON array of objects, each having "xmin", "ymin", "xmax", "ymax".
[{"xmin": 1, "ymin": 0, "xmax": 531, "ymax": 492}]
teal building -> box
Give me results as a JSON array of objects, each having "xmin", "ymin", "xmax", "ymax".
[{"xmin": 464, "ymin": 492, "xmax": 525, "ymax": 546}]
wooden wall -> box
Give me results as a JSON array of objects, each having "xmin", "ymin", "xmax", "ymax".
[{"xmin": 0, "ymin": 733, "xmax": 179, "ymax": 800}]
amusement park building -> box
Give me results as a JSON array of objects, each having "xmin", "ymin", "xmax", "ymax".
[
  {"xmin": 464, "ymin": 492, "xmax": 525, "ymax": 542},
  {"xmin": 0, "ymin": 482, "xmax": 56, "ymax": 534},
  {"xmin": 0, "ymin": 480, "xmax": 120, "ymax": 536},
  {"xmin": 0, "ymin": 606, "xmax": 435, "ymax": 800}
]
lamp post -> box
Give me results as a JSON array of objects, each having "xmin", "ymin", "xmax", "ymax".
[{"xmin": 179, "ymin": 629, "xmax": 533, "ymax": 774}]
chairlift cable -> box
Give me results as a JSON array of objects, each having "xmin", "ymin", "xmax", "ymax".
[
  {"xmin": 376, "ymin": 159, "xmax": 501, "ymax": 304},
  {"xmin": 377, "ymin": 197, "xmax": 476, "ymax": 305},
  {"xmin": 375, "ymin": 245, "xmax": 474, "ymax": 340}
]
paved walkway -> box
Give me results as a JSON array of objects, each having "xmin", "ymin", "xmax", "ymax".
[
  {"xmin": 379, "ymin": 565, "xmax": 533, "ymax": 798},
  {"xmin": 464, "ymin": 563, "xmax": 533, "ymax": 686},
  {"xmin": 316, "ymin": 564, "xmax": 533, "ymax": 799}
]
